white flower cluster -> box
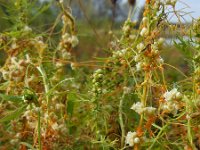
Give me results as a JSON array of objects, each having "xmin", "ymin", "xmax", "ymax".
[
  {"xmin": 0, "ymin": 55, "xmax": 30, "ymax": 82},
  {"xmin": 57, "ymin": 33, "xmax": 79, "ymax": 60},
  {"xmin": 125, "ymin": 131, "xmax": 141, "ymax": 147},
  {"xmin": 122, "ymin": 20, "xmax": 134, "ymax": 34},
  {"xmin": 112, "ymin": 49, "xmax": 128, "ymax": 58},
  {"xmin": 136, "ymin": 62, "xmax": 144, "ymax": 71},
  {"xmin": 131, "ymin": 102, "xmax": 156, "ymax": 115},
  {"xmin": 122, "ymin": 19, "xmax": 137, "ymax": 38},
  {"xmin": 61, "ymin": 33, "xmax": 79, "ymax": 48},
  {"xmin": 151, "ymin": 38, "xmax": 164, "ymax": 52},
  {"xmin": 162, "ymin": 88, "xmax": 182, "ymax": 114},
  {"xmin": 137, "ymin": 43, "xmax": 145, "ymax": 52},
  {"xmin": 163, "ymin": 88, "xmax": 182, "ymax": 101}
]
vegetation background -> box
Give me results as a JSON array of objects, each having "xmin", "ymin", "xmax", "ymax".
[{"xmin": 0, "ymin": 0, "xmax": 200, "ymax": 149}]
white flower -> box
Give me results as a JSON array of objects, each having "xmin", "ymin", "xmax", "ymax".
[
  {"xmin": 1, "ymin": 70, "xmax": 9, "ymax": 80},
  {"xmin": 71, "ymin": 62, "xmax": 76, "ymax": 70},
  {"xmin": 123, "ymin": 86, "xmax": 131, "ymax": 94},
  {"xmin": 134, "ymin": 54, "xmax": 140, "ymax": 62},
  {"xmin": 123, "ymin": 25, "xmax": 130, "ymax": 33},
  {"xmin": 136, "ymin": 62, "xmax": 143, "ymax": 71},
  {"xmin": 34, "ymin": 107, "xmax": 41, "ymax": 113},
  {"xmin": 151, "ymin": 43, "xmax": 159, "ymax": 51},
  {"xmin": 28, "ymin": 121, "xmax": 37, "ymax": 129},
  {"xmin": 162, "ymin": 101, "xmax": 179, "ymax": 115},
  {"xmin": 23, "ymin": 26, "xmax": 32, "ymax": 32},
  {"xmin": 62, "ymin": 51, "xmax": 71, "ymax": 59},
  {"xmin": 157, "ymin": 57, "xmax": 164, "ymax": 64},
  {"xmin": 121, "ymin": 49, "xmax": 127, "ymax": 54},
  {"xmin": 70, "ymin": 35, "xmax": 79, "ymax": 47},
  {"xmin": 133, "ymin": 137, "xmax": 140, "ymax": 144},
  {"xmin": 56, "ymin": 103, "xmax": 65, "ymax": 110},
  {"xmin": 144, "ymin": 107, "xmax": 156, "ymax": 115},
  {"xmin": 15, "ymin": 133, "xmax": 21, "ymax": 138},
  {"xmin": 140, "ymin": 27, "xmax": 149, "ymax": 36},
  {"xmin": 163, "ymin": 88, "xmax": 178, "ymax": 101},
  {"xmin": 10, "ymin": 139, "xmax": 19, "ymax": 145},
  {"xmin": 62, "ymin": 33, "xmax": 70, "ymax": 41},
  {"xmin": 129, "ymin": 34, "xmax": 136, "ymax": 40},
  {"xmin": 137, "ymin": 43, "xmax": 145, "ymax": 51},
  {"xmin": 125, "ymin": 131, "xmax": 137, "ymax": 146},
  {"xmin": 37, "ymin": 40, "xmax": 47, "ymax": 50},
  {"xmin": 175, "ymin": 92, "xmax": 182, "ymax": 99},
  {"xmin": 11, "ymin": 43, "xmax": 18, "ymax": 49},
  {"xmin": 131, "ymin": 102, "xmax": 144, "ymax": 114},
  {"xmin": 118, "ymin": 51, "xmax": 123, "ymax": 57}
]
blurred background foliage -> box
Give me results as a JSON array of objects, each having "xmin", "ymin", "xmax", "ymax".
[
  {"xmin": 0, "ymin": 0, "xmax": 144, "ymax": 60},
  {"xmin": 0, "ymin": 0, "xmax": 193, "ymax": 81}
]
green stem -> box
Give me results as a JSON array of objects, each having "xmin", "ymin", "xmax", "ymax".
[
  {"xmin": 37, "ymin": 65, "xmax": 50, "ymax": 108},
  {"xmin": 148, "ymin": 123, "xmax": 168, "ymax": 150},
  {"xmin": 119, "ymin": 93, "xmax": 125, "ymax": 148},
  {"xmin": 185, "ymin": 96, "xmax": 195, "ymax": 149},
  {"xmin": 38, "ymin": 110, "xmax": 42, "ymax": 150}
]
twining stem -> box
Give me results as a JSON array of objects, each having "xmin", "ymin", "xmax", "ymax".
[{"xmin": 119, "ymin": 93, "xmax": 125, "ymax": 148}]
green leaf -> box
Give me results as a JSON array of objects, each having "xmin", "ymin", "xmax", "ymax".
[
  {"xmin": 0, "ymin": 105, "xmax": 26, "ymax": 123},
  {"xmin": 67, "ymin": 93, "xmax": 76, "ymax": 116},
  {"xmin": 0, "ymin": 94, "xmax": 22, "ymax": 102}
]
